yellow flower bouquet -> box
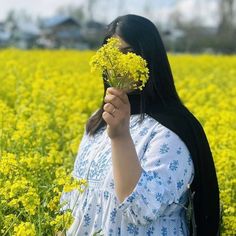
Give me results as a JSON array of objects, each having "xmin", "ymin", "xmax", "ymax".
[{"xmin": 90, "ymin": 37, "xmax": 149, "ymax": 91}]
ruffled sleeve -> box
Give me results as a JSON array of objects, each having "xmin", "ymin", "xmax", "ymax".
[{"xmin": 117, "ymin": 123, "xmax": 195, "ymax": 226}]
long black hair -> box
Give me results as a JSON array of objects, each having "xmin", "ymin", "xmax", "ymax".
[{"xmin": 86, "ymin": 14, "xmax": 184, "ymax": 136}]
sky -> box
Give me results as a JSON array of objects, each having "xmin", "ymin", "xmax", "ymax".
[{"xmin": 0, "ymin": 0, "xmax": 220, "ymax": 27}]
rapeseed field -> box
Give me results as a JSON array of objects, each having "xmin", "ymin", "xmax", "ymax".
[{"xmin": 0, "ymin": 49, "xmax": 235, "ymax": 235}]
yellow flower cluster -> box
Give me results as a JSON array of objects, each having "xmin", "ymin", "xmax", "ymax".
[
  {"xmin": 13, "ymin": 222, "xmax": 36, "ymax": 236},
  {"xmin": 0, "ymin": 49, "xmax": 235, "ymax": 235},
  {"xmin": 90, "ymin": 37, "xmax": 149, "ymax": 90},
  {"xmin": 49, "ymin": 211, "xmax": 73, "ymax": 232}
]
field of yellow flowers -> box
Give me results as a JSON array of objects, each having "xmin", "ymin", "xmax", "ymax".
[{"xmin": 0, "ymin": 49, "xmax": 235, "ymax": 235}]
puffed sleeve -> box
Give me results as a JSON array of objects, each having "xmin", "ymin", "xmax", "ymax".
[{"xmin": 117, "ymin": 123, "xmax": 195, "ymax": 226}]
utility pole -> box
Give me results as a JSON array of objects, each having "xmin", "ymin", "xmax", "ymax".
[
  {"xmin": 87, "ymin": 0, "xmax": 97, "ymax": 21},
  {"xmin": 218, "ymin": 0, "xmax": 235, "ymax": 31}
]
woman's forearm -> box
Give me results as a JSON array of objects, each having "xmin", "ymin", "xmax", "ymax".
[{"xmin": 111, "ymin": 133, "xmax": 142, "ymax": 203}]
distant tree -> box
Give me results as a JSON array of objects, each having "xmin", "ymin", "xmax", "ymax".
[
  {"xmin": 5, "ymin": 10, "xmax": 16, "ymax": 23},
  {"xmin": 163, "ymin": 1, "xmax": 236, "ymax": 54},
  {"xmin": 217, "ymin": 0, "xmax": 236, "ymax": 53},
  {"xmin": 165, "ymin": 9, "xmax": 203, "ymax": 52},
  {"xmin": 168, "ymin": 9, "xmax": 183, "ymax": 28},
  {"xmin": 6, "ymin": 9, "xmax": 32, "ymax": 22},
  {"xmin": 5, "ymin": 9, "xmax": 33, "ymax": 30},
  {"xmin": 218, "ymin": 0, "xmax": 235, "ymax": 32}
]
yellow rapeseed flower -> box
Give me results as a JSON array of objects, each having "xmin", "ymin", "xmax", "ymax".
[
  {"xmin": 13, "ymin": 222, "xmax": 36, "ymax": 236},
  {"xmin": 90, "ymin": 37, "xmax": 149, "ymax": 90}
]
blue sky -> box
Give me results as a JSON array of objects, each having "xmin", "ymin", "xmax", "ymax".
[{"xmin": 0, "ymin": 0, "xmax": 219, "ymax": 26}]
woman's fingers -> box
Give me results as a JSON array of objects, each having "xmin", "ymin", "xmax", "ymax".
[
  {"xmin": 104, "ymin": 94, "xmax": 123, "ymax": 109},
  {"xmin": 103, "ymin": 103, "xmax": 117, "ymax": 117},
  {"xmin": 102, "ymin": 111, "xmax": 115, "ymax": 124},
  {"xmin": 106, "ymin": 87, "xmax": 129, "ymax": 104},
  {"xmin": 102, "ymin": 88, "xmax": 131, "ymax": 139}
]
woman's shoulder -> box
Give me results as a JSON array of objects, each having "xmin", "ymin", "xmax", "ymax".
[
  {"xmin": 142, "ymin": 113, "xmax": 191, "ymax": 152},
  {"xmin": 140, "ymin": 113, "xmax": 170, "ymax": 132}
]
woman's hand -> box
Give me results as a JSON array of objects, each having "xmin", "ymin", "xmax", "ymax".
[{"xmin": 103, "ymin": 87, "xmax": 131, "ymax": 139}]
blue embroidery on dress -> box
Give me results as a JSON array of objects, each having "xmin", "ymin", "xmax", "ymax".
[
  {"xmin": 161, "ymin": 226, "xmax": 168, "ymax": 236},
  {"xmin": 147, "ymin": 225, "xmax": 154, "ymax": 235},
  {"xmin": 169, "ymin": 160, "xmax": 179, "ymax": 171},
  {"xmin": 165, "ymin": 131, "xmax": 171, "ymax": 138},
  {"xmin": 142, "ymin": 142, "xmax": 149, "ymax": 153},
  {"xmin": 155, "ymin": 192, "xmax": 163, "ymax": 202},
  {"xmin": 177, "ymin": 179, "xmax": 184, "ymax": 190},
  {"xmin": 88, "ymin": 149, "xmax": 111, "ymax": 181},
  {"xmin": 74, "ymin": 159, "xmax": 88, "ymax": 177},
  {"xmin": 109, "ymin": 181, "xmax": 115, "ymax": 189},
  {"xmin": 149, "ymin": 130, "xmax": 157, "ymax": 140},
  {"xmin": 126, "ymin": 193, "xmax": 136, "ymax": 203},
  {"xmin": 159, "ymin": 143, "xmax": 170, "ymax": 154},
  {"xmin": 167, "ymin": 176, "xmax": 172, "ymax": 185},
  {"xmin": 143, "ymin": 215, "xmax": 153, "ymax": 224},
  {"xmin": 154, "ymin": 159, "xmax": 161, "ymax": 167},
  {"xmin": 96, "ymin": 204, "xmax": 102, "ymax": 214},
  {"xmin": 153, "ymin": 171, "xmax": 161, "ymax": 179},
  {"xmin": 104, "ymin": 191, "xmax": 109, "ymax": 200},
  {"xmin": 141, "ymin": 194, "xmax": 149, "ymax": 205},
  {"xmin": 127, "ymin": 223, "xmax": 139, "ymax": 234},
  {"xmin": 82, "ymin": 197, "xmax": 88, "ymax": 211},
  {"xmin": 109, "ymin": 228, "xmax": 114, "ymax": 236},
  {"xmin": 84, "ymin": 213, "xmax": 91, "ymax": 227},
  {"xmin": 110, "ymin": 208, "xmax": 117, "ymax": 224},
  {"xmin": 146, "ymin": 174, "xmax": 155, "ymax": 181},
  {"xmin": 139, "ymin": 127, "xmax": 149, "ymax": 136},
  {"xmin": 173, "ymin": 227, "xmax": 177, "ymax": 235},
  {"xmin": 87, "ymin": 203, "xmax": 92, "ymax": 211},
  {"xmin": 184, "ymin": 168, "xmax": 188, "ymax": 176},
  {"xmin": 188, "ymin": 153, "xmax": 192, "ymax": 166},
  {"xmin": 74, "ymin": 144, "xmax": 90, "ymax": 177},
  {"xmin": 176, "ymin": 147, "xmax": 182, "ymax": 155}
]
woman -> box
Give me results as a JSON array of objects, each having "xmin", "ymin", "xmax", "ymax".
[{"xmin": 60, "ymin": 14, "xmax": 220, "ymax": 235}]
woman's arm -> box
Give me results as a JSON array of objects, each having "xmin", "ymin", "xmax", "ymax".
[
  {"xmin": 111, "ymin": 134, "xmax": 142, "ymax": 203},
  {"xmin": 102, "ymin": 87, "xmax": 142, "ymax": 203}
]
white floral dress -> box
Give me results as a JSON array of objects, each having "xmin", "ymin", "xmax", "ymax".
[{"xmin": 60, "ymin": 113, "xmax": 195, "ymax": 236}]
